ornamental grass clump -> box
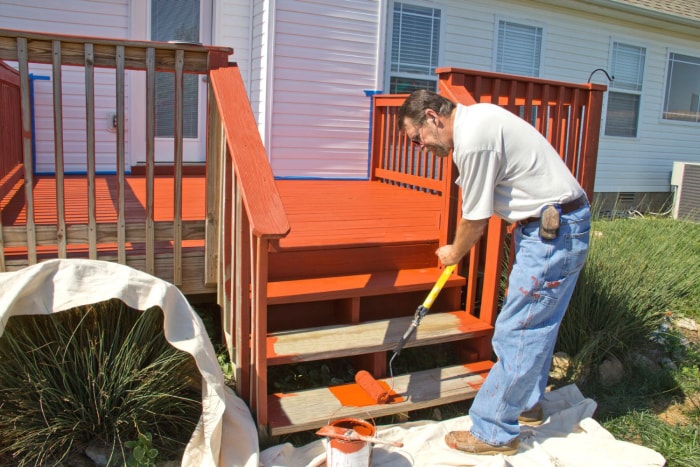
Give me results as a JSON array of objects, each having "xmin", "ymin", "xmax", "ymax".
[
  {"xmin": 0, "ymin": 299, "xmax": 202, "ymax": 466},
  {"xmin": 558, "ymin": 216, "xmax": 700, "ymax": 380}
]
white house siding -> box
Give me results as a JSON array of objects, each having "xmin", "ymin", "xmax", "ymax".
[
  {"xmin": 423, "ymin": 0, "xmax": 700, "ymax": 194},
  {"xmin": 215, "ymin": 0, "xmax": 252, "ymax": 91},
  {"xmin": 0, "ymin": 0, "xmax": 130, "ymax": 173},
  {"xmin": 269, "ymin": 0, "xmax": 381, "ymax": 178},
  {"xmin": 249, "ymin": 0, "xmax": 273, "ymax": 143}
]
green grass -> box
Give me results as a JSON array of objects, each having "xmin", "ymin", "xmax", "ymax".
[
  {"xmin": 559, "ymin": 215, "xmax": 700, "ymax": 467},
  {"xmin": 0, "ymin": 299, "xmax": 202, "ymax": 466},
  {"xmin": 558, "ymin": 216, "xmax": 700, "ymax": 379}
]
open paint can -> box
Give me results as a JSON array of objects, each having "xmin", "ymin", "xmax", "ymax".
[{"xmin": 325, "ymin": 417, "xmax": 375, "ymax": 467}]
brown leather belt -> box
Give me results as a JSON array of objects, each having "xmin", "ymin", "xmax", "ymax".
[{"xmin": 518, "ymin": 195, "xmax": 588, "ymax": 226}]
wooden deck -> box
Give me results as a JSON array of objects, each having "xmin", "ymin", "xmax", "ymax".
[
  {"xmin": 1, "ymin": 174, "xmax": 207, "ymax": 225},
  {"xmin": 275, "ymin": 179, "xmax": 444, "ymax": 250}
]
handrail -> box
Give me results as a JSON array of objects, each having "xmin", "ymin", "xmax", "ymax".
[
  {"xmin": 209, "ymin": 66, "xmax": 290, "ymax": 239},
  {"xmin": 0, "ymin": 28, "xmax": 231, "ymax": 72},
  {"xmin": 209, "ymin": 64, "xmax": 290, "ymax": 428}
]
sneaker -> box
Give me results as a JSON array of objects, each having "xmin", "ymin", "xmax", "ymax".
[
  {"xmin": 444, "ymin": 431, "xmax": 519, "ymax": 455},
  {"xmin": 518, "ymin": 403, "xmax": 544, "ymax": 426}
]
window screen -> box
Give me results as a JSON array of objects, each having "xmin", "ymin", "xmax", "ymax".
[
  {"xmin": 496, "ymin": 21, "xmax": 542, "ymax": 77},
  {"xmin": 151, "ymin": 0, "xmax": 200, "ymax": 138},
  {"xmin": 389, "ymin": 3, "xmax": 441, "ymax": 93}
]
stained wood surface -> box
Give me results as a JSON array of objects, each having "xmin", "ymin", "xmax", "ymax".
[
  {"xmin": 268, "ymin": 267, "xmax": 463, "ymax": 305},
  {"xmin": 275, "ymin": 180, "xmax": 443, "ymax": 250},
  {"xmin": 267, "ymin": 310, "xmax": 492, "ymax": 365},
  {"xmin": 268, "ymin": 361, "xmax": 493, "ymax": 435}
]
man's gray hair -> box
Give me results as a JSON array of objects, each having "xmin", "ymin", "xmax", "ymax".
[{"xmin": 398, "ymin": 90, "xmax": 456, "ymax": 131}]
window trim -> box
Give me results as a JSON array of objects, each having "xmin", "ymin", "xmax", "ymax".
[
  {"xmin": 492, "ymin": 16, "xmax": 546, "ymax": 78},
  {"xmin": 602, "ymin": 38, "xmax": 648, "ymax": 140},
  {"xmin": 660, "ymin": 47, "xmax": 700, "ymax": 127}
]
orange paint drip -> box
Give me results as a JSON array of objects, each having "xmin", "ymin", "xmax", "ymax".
[{"xmin": 329, "ymin": 380, "xmax": 404, "ymax": 407}]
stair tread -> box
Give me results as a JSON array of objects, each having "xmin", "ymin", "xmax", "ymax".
[
  {"xmin": 268, "ymin": 311, "xmax": 493, "ymax": 365},
  {"xmin": 268, "ymin": 361, "xmax": 493, "ymax": 435},
  {"xmin": 267, "ymin": 267, "xmax": 465, "ymax": 305}
]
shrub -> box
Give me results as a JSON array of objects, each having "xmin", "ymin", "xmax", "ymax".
[
  {"xmin": 0, "ymin": 299, "xmax": 202, "ymax": 466},
  {"xmin": 558, "ymin": 216, "xmax": 700, "ymax": 380}
]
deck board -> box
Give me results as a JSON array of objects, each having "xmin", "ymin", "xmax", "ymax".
[
  {"xmin": 1, "ymin": 176, "xmax": 445, "ymax": 292},
  {"xmin": 275, "ymin": 180, "xmax": 443, "ymax": 249}
]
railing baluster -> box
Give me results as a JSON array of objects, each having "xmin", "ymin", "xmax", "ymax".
[
  {"xmin": 173, "ymin": 49, "xmax": 184, "ymax": 286},
  {"xmin": 84, "ymin": 43, "xmax": 97, "ymax": 259},
  {"xmin": 17, "ymin": 37, "xmax": 36, "ymax": 265},
  {"xmin": 145, "ymin": 47, "xmax": 156, "ymax": 275},
  {"xmin": 115, "ymin": 45, "xmax": 126, "ymax": 264},
  {"xmin": 52, "ymin": 40, "xmax": 67, "ymax": 259}
]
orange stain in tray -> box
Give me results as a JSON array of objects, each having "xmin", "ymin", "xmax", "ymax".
[{"xmin": 329, "ymin": 381, "xmax": 405, "ymax": 407}]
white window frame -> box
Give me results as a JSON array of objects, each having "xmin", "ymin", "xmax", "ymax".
[
  {"xmin": 493, "ymin": 17, "xmax": 545, "ymax": 78},
  {"xmin": 661, "ymin": 48, "xmax": 700, "ymax": 125},
  {"xmin": 603, "ymin": 40, "xmax": 646, "ymax": 139},
  {"xmin": 385, "ymin": 1, "xmax": 445, "ymax": 93}
]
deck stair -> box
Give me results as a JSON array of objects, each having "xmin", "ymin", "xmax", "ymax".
[{"xmin": 261, "ymin": 263, "xmax": 496, "ymax": 436}]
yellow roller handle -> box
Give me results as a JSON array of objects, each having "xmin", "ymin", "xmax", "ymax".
[{"xmin": 421, "ymin": 264, "xmax": 456, "ymax": 310}]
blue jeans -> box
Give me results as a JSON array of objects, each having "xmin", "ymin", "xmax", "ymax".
[{"xmin": 468, "ymin": 205, "xmax": 591, "ymax": 445}]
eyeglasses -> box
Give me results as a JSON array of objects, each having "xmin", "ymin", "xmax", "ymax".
[{"xmin": 409, "ymin": 125, "xmax": 424, "ymax": 146}]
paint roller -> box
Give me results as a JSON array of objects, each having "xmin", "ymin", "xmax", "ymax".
[
  {"xmin": 354, "ymin": 264, "xmax": 457, "ymax": 404},
  {"xmin": 354, "ymin": 370, "xmax": 390, "ymax": 404}
]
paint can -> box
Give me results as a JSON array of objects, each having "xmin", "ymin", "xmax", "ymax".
[{"xmin": 325, "ymin": 417, "xmax": 375, "ymax": 467}]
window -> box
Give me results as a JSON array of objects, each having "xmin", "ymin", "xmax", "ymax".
[
  {"xmin": 152, "ymin": 0, "xmax": 200, "ymax": 138},
  {"xmin": 388, "ymin": 3, "xmax": 441, "ymax": 93},
  {"xmin": 496, "ymin": 20, "xmax": 542, "ymax": 77},
  {"xmin": 663, "ymin": 53, "xmax": 700, "ymax": 123},
  {"xmin": 605, "ymin": 42, "xmax": 645, "ymax": 137}
]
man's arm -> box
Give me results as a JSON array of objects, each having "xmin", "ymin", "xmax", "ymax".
[{"xmin": 435, "ymin": 217, "xmax": 489, "ymax": 266}]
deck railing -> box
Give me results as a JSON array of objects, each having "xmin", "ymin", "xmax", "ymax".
[
  {"xmin": 0, "ymin": 29, "xmax": 231, "ymax": 287},
  {"xmin": 370, "ymin": 67, "xmax": 605, "ymax": 342},
  {"xmin": 209, "ymin": 65, "xmax": 290, "ymax": 421},
  {"xmin": 438, "ymin": 67, "xmax": 606, "ymax": 198}
]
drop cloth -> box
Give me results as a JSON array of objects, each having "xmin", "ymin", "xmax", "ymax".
[{"xmin": 0, "ymin": 259, "xmax": 258, "ymax": 467}]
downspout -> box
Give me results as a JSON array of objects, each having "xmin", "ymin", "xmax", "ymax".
[{"xmin": 29, "ymin": 74, "xmax": 50, "ymax": 175}]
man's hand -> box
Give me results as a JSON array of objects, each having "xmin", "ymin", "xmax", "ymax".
[
  {"xmin": 435, "ymin": 217, "xmax": 489, "ymax": 266},
  {"xmin": 435, "ymin": 245, "xmax": 462, "ymax": 266}
]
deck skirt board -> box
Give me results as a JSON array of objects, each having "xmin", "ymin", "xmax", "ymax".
[
  {"xmin": 268, "ymin": 361, "xmax": 493, "ymax": 435},
  {"xmin": 268, "ymin": 311, "xmax": 493, "ymax": 365}
]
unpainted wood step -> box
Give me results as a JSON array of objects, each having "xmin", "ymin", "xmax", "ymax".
[
  {"xmin": 267, "ymin": 267, "xmax": 465, "ymax": 305},
  {"xmin": 268, "ymin": 361, "xmax": 493, "ymax": 436},
  {"xmin": 267, "ymin": 310, "xmax": 493, "ymax": 365}
]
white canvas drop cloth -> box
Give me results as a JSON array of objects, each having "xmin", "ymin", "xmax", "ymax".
[
  {"xmin": 261, "ymin": 380, "xmax": 667, "ymax": 466},
  {"xmin": 0, "ymin": 259, "xmax": 259, "ymax": 467}
]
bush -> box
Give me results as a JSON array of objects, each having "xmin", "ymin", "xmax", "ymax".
[
  {"xmin": 0, "ymin": 299, "xmax": 202, "ymax": 466},
  {"xmin": 558, "ymin": 216, "xmax": 700, "ymax": 380}
]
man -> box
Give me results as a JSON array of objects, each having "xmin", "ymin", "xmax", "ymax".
[{"xmin": 398, "ymin": 90, "xmax": 590, "ymax": 455}]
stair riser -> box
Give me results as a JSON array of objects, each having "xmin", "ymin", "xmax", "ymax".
[{"xmin": 268, "ymin": 242, "xmax": 439, "ymax": 281}]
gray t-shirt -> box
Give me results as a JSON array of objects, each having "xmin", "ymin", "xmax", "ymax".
[{"xmin": 452, "ymin": 103, "xmax": 585, "ymax": 223}]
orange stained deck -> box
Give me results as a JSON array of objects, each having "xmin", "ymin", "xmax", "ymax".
[
  {"xmin": 1, "ymin": 174, "xmax": 207, "ymax": 225},
  {"xmin": 274, "ymin": 179, "xmax": 444, "ymax": 250},
  {"xmin": 1, "ymin": 176, "xmax": 445, "ymax": 257}
]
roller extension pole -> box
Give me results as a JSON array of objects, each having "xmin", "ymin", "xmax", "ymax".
[{"xmin": 392, "ymin": 264, "xmax": 456, "ymax": 357}]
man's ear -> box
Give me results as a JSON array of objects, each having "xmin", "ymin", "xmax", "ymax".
[{"xmin": 425, "ymin": 108, "xmax": 438, "ymax": 123}]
